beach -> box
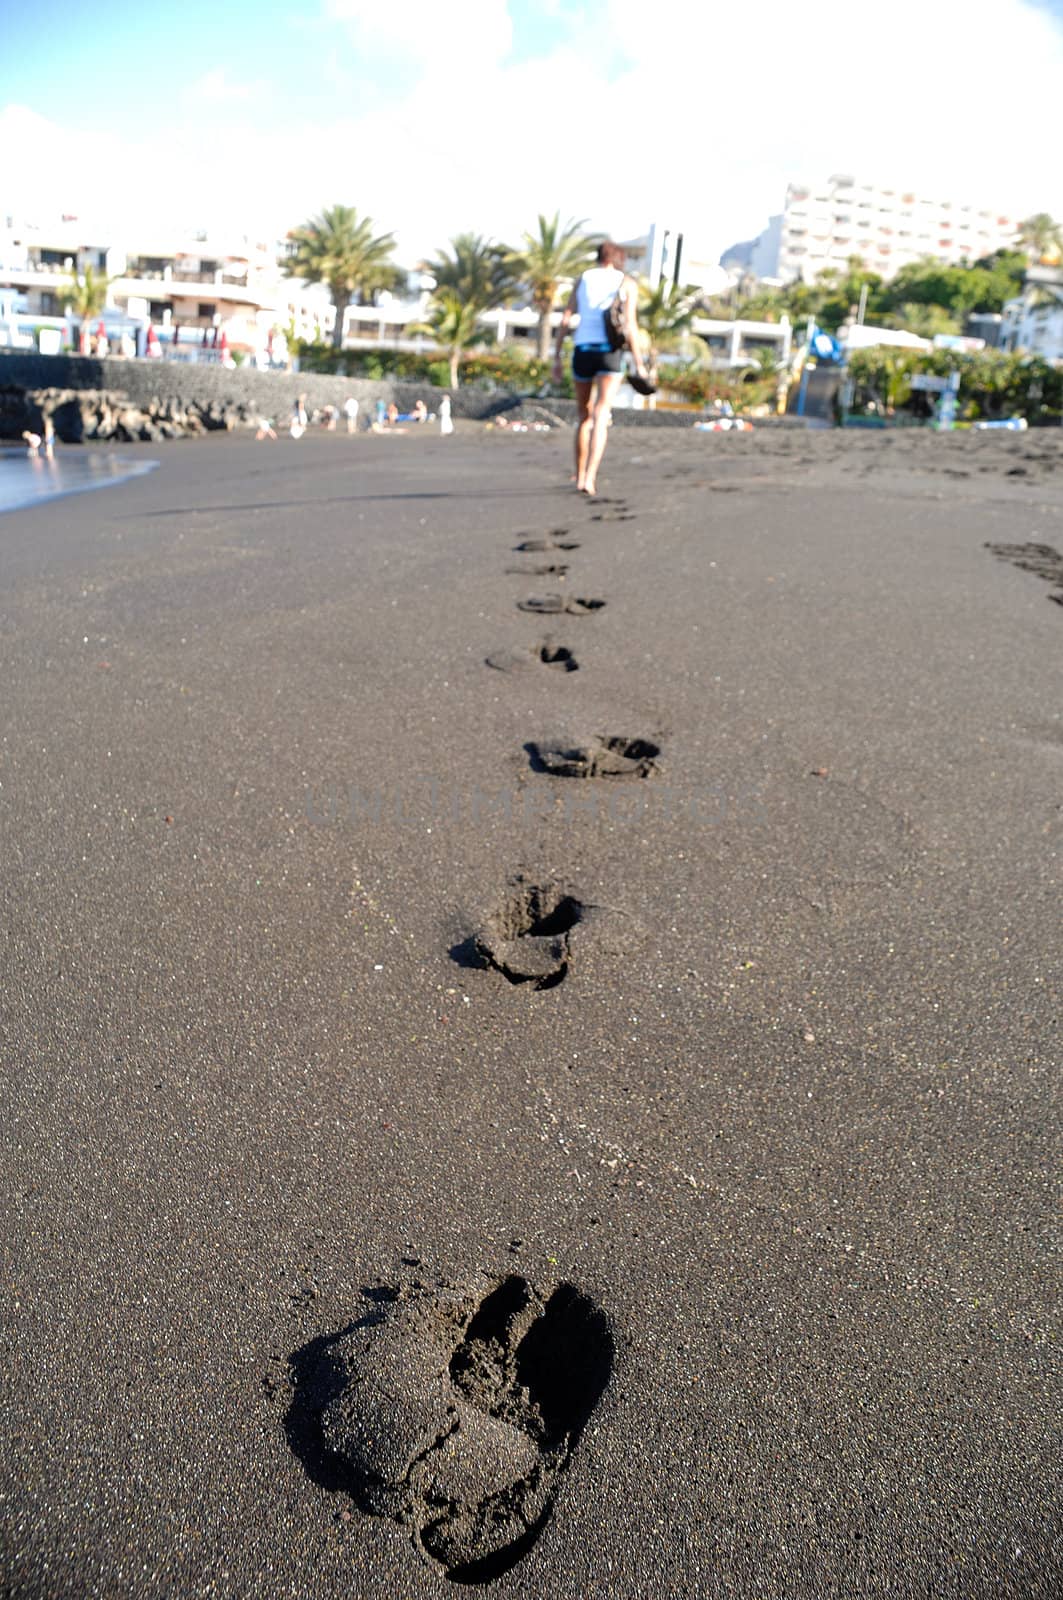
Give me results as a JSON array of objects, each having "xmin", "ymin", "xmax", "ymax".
[{"xmin": 1, "ymin": 423, "xmax": 1060, "ymax": 1598}]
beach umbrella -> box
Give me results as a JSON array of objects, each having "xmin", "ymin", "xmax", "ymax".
[
  {"xmin": 146, "ymin": 324, "xmax": 161, "ymax": 358},
  {"xmin": 218, "ymin": 329, "xmax": 229, "ymax": 356}
]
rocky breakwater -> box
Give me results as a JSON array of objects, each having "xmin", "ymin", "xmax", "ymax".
[{"xmin": 0, "ymin": 385, "xmax": 256, "ymax": 444}]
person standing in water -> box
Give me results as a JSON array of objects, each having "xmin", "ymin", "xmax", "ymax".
[{"xmin": 551, "ymin": 240, "xmax": 646, "ymax": 496}]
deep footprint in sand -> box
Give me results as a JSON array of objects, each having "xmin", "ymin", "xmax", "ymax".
[
  {"xmin": 286, "ymin": 1275, "xmax": 613, "ymax": 1583},
  {"xmin": 505, "ymin": 562, "xmax": 570, "ymax": 577},
  {"xmin": 517, "ymin": 595, "xmax": 605, "ymax": 616},
  {"xmin": 474, "ymin": 880, "xmax": 589, "ymax": 988},
  {"xmin": 985, "ymin": 540, "xmax": 1063, "ymax": 606},
  {"xmin": 527, "ymin": 735, "xmax": 660, "ymax": 779},
  {"xmin": 485, "ymin": 640, "xmax": 579, "ymax": 673}
]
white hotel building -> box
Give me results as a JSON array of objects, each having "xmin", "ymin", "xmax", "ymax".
[
  {"xmin": 755, "ymin": 175, "xmax": 1017, "ymax": 284},
  {"xmin": 0, "ymin": 217, "xmax": 336, "ymax": 351}
]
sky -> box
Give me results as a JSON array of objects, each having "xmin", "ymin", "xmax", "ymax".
[{"xmin": 3, "ymin": 0, "xmax": 1063, "ymax": 266}]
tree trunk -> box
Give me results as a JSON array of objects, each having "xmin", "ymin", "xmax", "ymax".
[
  {"xmin": 538, "ymin": 309, "xmax": 552, "ymax": 362},
  {"xmin": 450, "ymin": 347, "xmax": 460, "ymax": 388},
  {"xmin": 331, "ymin": 288, "xmax": 351, "ymax": 350}
]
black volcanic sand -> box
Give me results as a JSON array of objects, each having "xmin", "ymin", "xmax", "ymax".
[{"xmin": 1, "ymin": 424, "xmax": 1060, "ymax": 1599}]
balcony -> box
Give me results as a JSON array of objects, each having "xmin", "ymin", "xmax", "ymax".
[{"xmin": 124, "ymin": 260, "xmax": 172, "ymax": 279}]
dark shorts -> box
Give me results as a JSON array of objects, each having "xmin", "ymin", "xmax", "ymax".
[{"xmin": 572, "ymin": 343, "xmax": 623, "ymax": 382}]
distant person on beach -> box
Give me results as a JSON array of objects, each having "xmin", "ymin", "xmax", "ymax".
[
  {"xmin": 23, "ymin": 420, "xmax": 54, "ymax": 456},
  {"xmin": 413, "ymin": 399, "xmax": 428, "ymax": 423},
  {"xmin": 439, "ymin": 394, "xmax": 453, "ymax": 435},
  {"xmin": 552, "ymin": 240, "xmax": 646, "ymax": 496},
  {"xmin": 291, "ymin": 394, "xmax": 308, "ymax": 439},
  {"xmin": 344, "ymin": 396, "xmax": 360, "ymax": 433}
]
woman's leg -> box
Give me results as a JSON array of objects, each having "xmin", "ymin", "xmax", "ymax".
[
  {"xmin": 573, "ymin": 380, "xmax": 594, "ymax": 488},
  {"xmin": 583, "ymin": 372, "xmax": 624, "ymax": 495}
]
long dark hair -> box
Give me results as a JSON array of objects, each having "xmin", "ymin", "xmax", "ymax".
[{"xmin": 597, "ymin": 241, "xmax": 626, "ymax": 269}]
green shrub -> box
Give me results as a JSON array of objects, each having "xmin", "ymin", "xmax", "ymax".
[
  {"xmin": 290, "ymin": 339, "xmax": 572, "ymax": 394},
  {"xmin": 845, "ymin": 348, "xmax": 1063, "ymax": 425},
  {"xmin": 846, "ymin": 347, "xmax": 1062, "ymax": 423},
  {"xmin": 660, "ymin": 366, "xmax": 774, "ymax": 413}
]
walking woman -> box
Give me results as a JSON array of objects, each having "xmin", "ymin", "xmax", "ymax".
[{"xmin": 552, "ymin": 240, "xmax": 647, "ymax": 496}]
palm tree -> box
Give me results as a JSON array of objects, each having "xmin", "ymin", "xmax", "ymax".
[
  {"xmin": 63, "ymin": 265, "xmax": 111, "ymax": 345},
  {"xmin": 636, "ymin": 280, "xmax": 700, "ymax": 383},
  {"xmin": 408, "ymin": 291, "xmax": 487, "ymax": 387},
  {"xmin": 284, "ymin": 205, "xmax": 397, "ymax": 349},
  {"xmin": 424, "ymin": 234, "xmax": 516, "ymax": 313},
  {"xmin": 746, "ymin": 345, "xmax": 783, "ymax": 377},
  {"xmin": 1026, "ymin": 281, "xmax": 1063, "ymax": 310},
  {"xmin": 1017, "ymin": 213, "xmax": 1063, "ymax": 264},
  {"xmin": 510, "ymin": 213, "xmax": 600, "ymax": 360},
  {"xmin": 885, "ymin": 301, "xmax": 961, "ymax": 339}
]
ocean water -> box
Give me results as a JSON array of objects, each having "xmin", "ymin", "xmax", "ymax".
[{"xmin": 0, "ymin": 449, "xmax": 158, "ymax": 514}]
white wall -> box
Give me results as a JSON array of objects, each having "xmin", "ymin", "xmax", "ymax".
[{"xmin": 1003, "ymin": 292, "xmax": 1063, "ymax": 361}]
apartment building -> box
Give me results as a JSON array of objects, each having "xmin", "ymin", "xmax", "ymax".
[
  {"xmin": 0, "ymin": 217, "xmax": 335, "ymax": 347},
  {"xmin": 753, "ymin": 176, "xmax": 1016, "ymax": 284}
]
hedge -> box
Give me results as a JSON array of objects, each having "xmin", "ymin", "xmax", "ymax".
[{"xmin": 846, "ymin": 348, "xmax": 1062, "ymax": 423}]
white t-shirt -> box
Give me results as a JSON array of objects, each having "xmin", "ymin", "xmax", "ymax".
[{"xmin": 575, "ymin": 266, "xmax": 625, "ymax": 346}]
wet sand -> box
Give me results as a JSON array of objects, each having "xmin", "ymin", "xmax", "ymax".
[
  {"xmin": 1, "ymin": 424, "xmax": 1060, "ymax": 1598},
  {"xmin": 0, "ymin": 447, "xmax": 158, "ymax": 514}
]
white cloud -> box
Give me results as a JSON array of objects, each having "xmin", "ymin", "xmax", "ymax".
[
  {"xmin": 325, "ymin": 0, "xmax": 512, "ymax": 76},
  {"xmin": 184, "ymin": 68, "xmax": 265, "ymax": 105},
  {"xmin": 3, "ymin": 0, "xmax": 1063, "ymax": 267}
]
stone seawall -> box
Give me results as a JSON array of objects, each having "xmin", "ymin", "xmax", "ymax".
[
  {"xmin": 0, "ymin": 351, "xmax": 510, "ymax": 434},
  {"xmin": 0, "ymin": 351, "xmax": 798, "ymax": 438}
]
